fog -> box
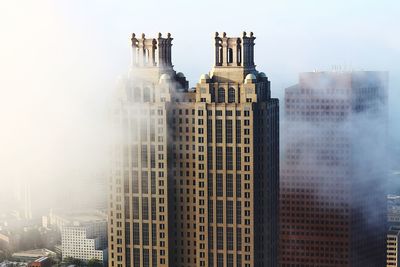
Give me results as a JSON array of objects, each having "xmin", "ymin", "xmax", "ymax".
[{"xmin": 0, "ymin": 0, "xmax": 399, "ymax": 217}]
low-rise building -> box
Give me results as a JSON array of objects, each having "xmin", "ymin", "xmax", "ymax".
[
  {"xmin": 61, "ymin": 214, "xmax": 107, "ymax": 264},
  {"xmin": 387, "ymin": 226, "xmax": 400, "ymax": 267},
  {"xmin": 12, "ymin": 249, "xmax": 55, "ymax": 262}
]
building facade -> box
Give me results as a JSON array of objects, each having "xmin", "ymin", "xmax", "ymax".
[
  {"xmin": 279, "ymin": 71, "xmax": 388, "ymax": 266},
  {"xmin": 108, "ymin": 32, "xmax": 279, "ymax": 267},
  {"xmin": 387, "ymin": 225, "xmax": 400, "ymax": 267},
  {"xmin": 61, "ymin": 217, "xmax": 107, "ymax": 264}
]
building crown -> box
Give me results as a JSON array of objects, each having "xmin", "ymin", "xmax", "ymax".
[
  {"xmin": 214, "ymin": 31, "xmax": 256, "ymax": 68},
  {"xmin": 131, "ymin": 33, "xmax": 173, "ymax": 68}
]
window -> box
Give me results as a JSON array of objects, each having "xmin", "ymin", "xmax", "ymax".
[
  {"xmin": 217, "ymin": 228, "xmax": 224, "ymax": 250},
  {"xmin": 150, "ymin": 145, "xmax": 155, "ymax": 168},
  {"xmin": 216, "ymin": 147, "xmax": 223, "ymax": 170},
  {"xmin": 132, "ymin": 171, "xmax": 138, "ymax": 193},
  {"xmin": 227, "ymin": 254, "xmax": 233, "ymax": 267},
  {"xmin": 228, "ymin": 88, "xmax": 235, "ymax": 103},
  {"xmin": 217, "ymin": 88, "xmax": 225, "ymax": 103},
  {"xmin": 228, "ymin": 48, "xmax": 233, "ymax": 63},
  {"xmin": 125, "ymin": 222, "xmax": 130, "ymax": 244},
  {"xmin": 226, "ymin": 174, "xmax": 233, "ymax": 197},
  {"xmin": 217, "ymin": 174, "xmax": 223, "ymax": 197},
  {"xmin": 208, "ymin": 173, "xmax": 213, "ymax": 196},
  {"xmin": 143, "ymin": 248, "xmax": 149, "ymax": 267},
  {"xmin": 207, "ymin": 119, "xmax": 213, "ymax": 142},
  {"xmin": 236, "ymin": 201, "xmax": 241, "ymax": 224},
  {"xmin": 237, "ymin": 254, "xmax": 242, "ymax": 266},
  {"xmin": 236, "ymin": 174, "xmax": 241, "ymax": 198},
  {"xmin": 237, "ymin": 228, "xmax": 242, "ymax": 250},
  {"xmin": 226, "ymin": 147, "xmax": 233, "ymax": 170},
  {"xmin": 207, "ymin": 147, "xmax": 213, "ymax": 170},
  {"xmin": 236, "ymin": 147, "xmax": 241, "ymax": 170},
  {"xmin": 141, "ymin": 145, "xmax": 148, "ymax": 168},
  {"xmin": 236, "ymin": 120, "xmax": 241, "ymax": 143},
  {"xmin": 151, "ymin": 172, "xmax": 156, "ymax": 194},
  {"xmin": 141, "ymin": 172, "xmax": 148, "ymax": 194},
  {"xmin": 142, "ymin": 198, "xmax": 149, "ymax": 220},
  {"xmin": 133, "ymin": 197, "xmax": 139, "ymax": 219},
  {"xmin": 151, "ymin": 224, "xmax": 157, "ymax": 246},
  {"xmin": 151, "ymin": 198, "xmax": 156, "ymax": 220},
  {"xmin": 216, "ymin": 120, "xmax": 223, "ymax": 143},
  {"xmin": 141, "ymin": 119, "xmax": 147, "ymax": 141},
  {"xmin": 208, "ymin": 199, "xmax": 213, "ymax": 223},
  {"xmin": 132, "ymin": 145, "xmax": 138, "ymax": 167},
  {"xmin": 143, "ymin": 223, "xmax": 149, "ymax": 245},
  {"xmin": 133, "ymin": 223, "xmax": 140, "ymax": 245},
  {"xmin": 208, "ymin": 227, "xmax": 214, "ymax": 249},
  {"xmin": 226, "ymin": 120, "xmax": 233, "ymax": 143},
  {"xmin": 217, "ymin": 200, "xmax": 223, "ymax": 223},
  {"xmin": 227, "ymin": 201, "xmax": 233, "ymax": 224}
]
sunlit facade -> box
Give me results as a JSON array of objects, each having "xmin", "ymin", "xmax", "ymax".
[{"xmin": 108, "ymin": 32, "xmax": 279, "ymax": 267}]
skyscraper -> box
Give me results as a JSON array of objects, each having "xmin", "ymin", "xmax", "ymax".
[
  {"xmin": 108, "ymin": 32, "xmax": 279, "ymax": 267},
  {"xmin": 279, "ymin": 71, "xmax": 388, "ymax": 266}
]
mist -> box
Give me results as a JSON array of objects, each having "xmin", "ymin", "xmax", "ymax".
[{"xmin": 0, "ymin": 0, "xmax": 399, "ymax": 220}]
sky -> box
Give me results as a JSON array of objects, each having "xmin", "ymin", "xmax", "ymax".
[{"xmin": 0, "ymin": 0, "xmax": 399, "ymax": 214}]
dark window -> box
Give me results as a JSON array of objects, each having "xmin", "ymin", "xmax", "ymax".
[
  {"xmin": 142, "ymin": 198, "xmax": 148, "ymax": 220},
  {"xmin": 236, "ymin": 174, "xmax": 241, "ymax": 198},
  {"xmin": 217, "ymin": 200, "xmax": 223, "ymax": 224},
  {"xmin": 226, "ymin": 120, "xmax": 233, "ymax": 143},
  {"xmin": 217, "ymin": 228, "xmax": 224, "ymax": 250},
  {"xmin": 236, "ymin": 201, "xmax": 241, "ymax": 224},
  {"xmin": 226, "ymin": 174, "xmax": 233, "ymax": 197},
  {"xmin": 227, "ymin": 201, "xmax": 233, "ymax": 224},
  {"xmin": 217, "ymin": 174, "xmax": 223, "ymax": 197},
  {"xmin": 228, "ymin": 88, "xmax": 235, "ymax": 103},
  {"xmin": 133, "ymin": 197, "xmax": 139, "ymax": 219},
  {"xmin": 226, "ymin": 147, "xmax": 233, "ymax": 170},
  {"xmin": 141, "ymin": 171, "xmax": 148, "ymax": 194},
  {"xmin": 217, "ymin": 88, "xmax": 225, "ymax": 103},
  {"xmin": 133, "ymin": 223, "xmax": 140, "ymax": 245},
  {"xmin": 236, "ymin": 120, "xmax": 241, "ymax": 143},
  {"xmin": 236, "ymin": 147, "xmax": 241, "ymax": 170},
  {"xmin": 216, "ymin": 147, "xmax": 223, "ymax": 170},
  {"xmin": 207, "ymin": 119, "xmax": 213, "ymax": 142},
  {"xmin": 216, "ymin": 120, "xmax": 223, "ymax": 143}
]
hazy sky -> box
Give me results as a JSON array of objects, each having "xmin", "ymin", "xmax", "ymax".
[{"xmin": 0, "ymin": 0, "xmax": 399, "ymax": 213}]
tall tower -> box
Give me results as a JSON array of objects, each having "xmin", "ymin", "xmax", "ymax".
[
  {"xmin": 109, "ymin": 32, "xmax": 279, "ymax": 267},
  {"xmin": 167, "ymin": 31, "xmax": 279, "ymax": 267},
  {"xmin": 279, "ymin": 71, "xmax": 388, "ymax": 267},
  {"xmin": 109, "ymin": 33, "xmax": 188, "ymax": 267}
]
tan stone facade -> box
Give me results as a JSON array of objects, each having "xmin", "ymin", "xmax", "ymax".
[{"xmin": 109, "ymin": 32, "xmax": 279, "ymax": 267}]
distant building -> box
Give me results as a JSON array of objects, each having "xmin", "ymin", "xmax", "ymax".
[
  {"xmin": 388, "ymin": 195, "xmax": 400, "ymax": 223},
  {"xmin": 61, "ymin": 213, "xmax": 107, "ymax": 264},
  {"xmin": 12, "ymin": 249, "xmax": 56, "ymax": 262},
  {"xmin": 387, "ymin": 226, "xmax": 400, "ymax": 267},
  {"xmin": 280, "ymin": 71, "xmax": 388, "ymax": 266}
]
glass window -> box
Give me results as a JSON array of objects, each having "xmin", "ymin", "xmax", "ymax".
[
  {"xmin": 217, "ymin": 228, "xmax": 224, "ymax": 250},
  {"xmin": 228, "ymin": 88, "xmax": 235, "ymax": 103},
  {"xmin": 217, "ymin": 200, "xmax": 223, "ymax": 224},
  {"xmin": 226, "ymin": 120, "xmax": 233, "ymax": 143},
  {"xmin": 227, "ymin": 201, "xmax": 233, "ymax": 224},
  {"xmin": 216, "ymin": 120, "xmax": 223, "ymax": 143},
  {"xmin": 226, "ymin": 174, "xmax": 233, "ymax": 197},
  {"xmin": 217, "ymin": 88, "xmax": 225, "ymax": 103},
  {"xmin": 217, "ymin": 174, "xmax": 223, "ymax": 197}
]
